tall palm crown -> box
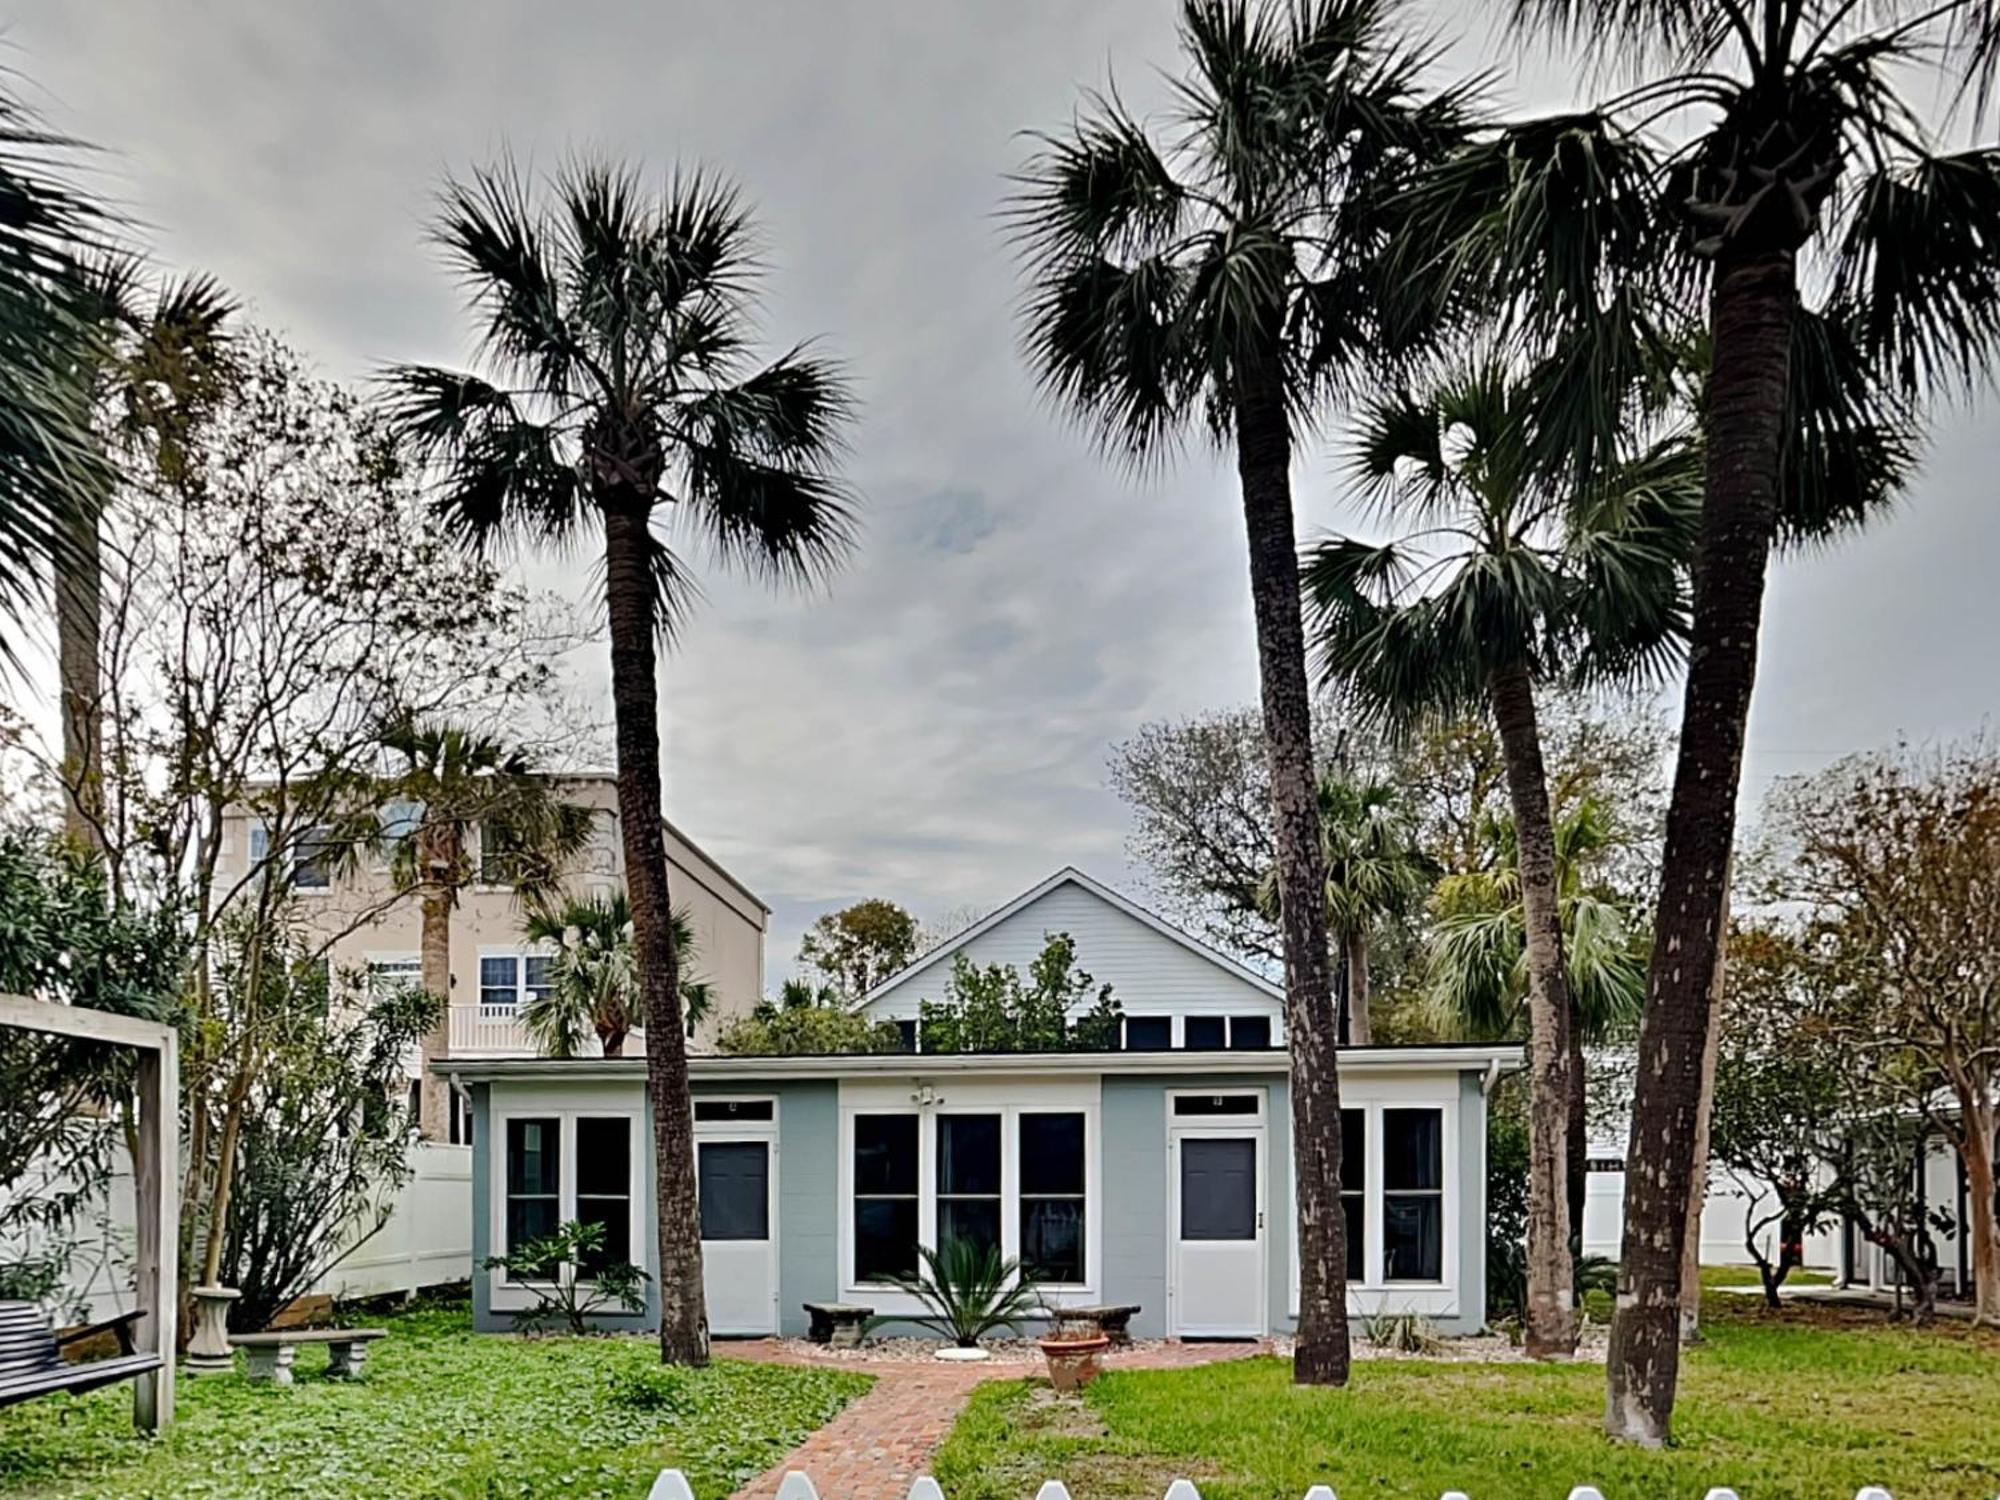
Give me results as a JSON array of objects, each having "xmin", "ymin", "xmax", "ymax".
[
  {"xmin": 1011, "ymin": 0, "xmax": 1476, "ymax": 1388},
  {"xmin": 386, "ymin": 158, "xmax": 856, "ymax": 1368},
  {"xmin": 372, "ymin": 717, "xmax": 592, "ymax": 908},
  {"xmin": 520, "ymin": 892, "xmax": 711, "ymax": 1059},
  {"xmin": 1382, "ymin": 0, "xmax": 2000, "ymax": 1441},
  {"xmin": 1425, "ymin": 800, "xmax": 1645, "ymax": 1044},
  {"xmin": 383, "ymin": 160, "xmax": 856, "ymax": 623},
  {"xmin": 0, "ymin": 88, "xmax": 107, "ymax": 668},
  {"xmin": 1303, "ymin": 361, "xmax": 1701, "ymax": 714}
]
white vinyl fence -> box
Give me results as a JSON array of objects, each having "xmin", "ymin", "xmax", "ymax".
[{"xmin": 650, "ymin": 1474, "xmax": 1903, "ymax": 1500}]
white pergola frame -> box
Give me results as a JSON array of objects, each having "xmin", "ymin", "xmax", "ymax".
[{"xmin": 1, "ymin": 992, "xmax": 178, "ymax": 1432}]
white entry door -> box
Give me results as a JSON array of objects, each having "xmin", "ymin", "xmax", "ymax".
[
  {"xmin": 1170, "ymin": 1129, "xmax": 1267, "ymax": 1337},
  {"xmin": 698, "ymin": 1136, "xmax": 777, "ymax": 1335}
]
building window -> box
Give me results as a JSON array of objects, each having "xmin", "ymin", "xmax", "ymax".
[
  {"xmin": 854, "ymin": 1114, "xmax": 919, "ymax": 1281},
  {"xmin": 1184, "ymin": 1016, "xmax": 1227, "ymax": 1050},
  {"xmin": 1173, "ymin": 1093, "xmax": 1260, "ymax": 1117},
  {"xmin": 937, "ymin": 1114, "xmax": 1002, "ymax": 1259},
  {"xmin": 1340, "ymin": 1108, "xmax": 1365, "ymax": 1282},
  {"xmin": 505, "ymin": 1117, "xmax": 561, "ymax": 1264},
  {"xmin": 523, "ymin": 954, "xmax": 554, "ymax": 1006},
  {"xmin": 1382, "ymin": 1107, "xmax": 1443, "ymax": 1281},
  {"xmin": 368, "ymin": 957, "xmax": 423, "ymax": 1000},
  {"xmin": 1124, "ymin": 1016, "xmax": 1172, "ymax": 1051},
  {"xmin": 480, "ymin": 820, "xmax": 523, "ymax": 885},
  {"xmin": 1020, "ymin": 1113, "xmax": 1086, "ymax": 1283},
  {"xmin": 480, "ymin": 956, "xmax": 520, "ymax": 1009},
  {"xmin": 893, "ymin": 1019, "xmax": 918, "ymax": 1054},
  {"xmin": 1228, "ymin": 1015, "xmax": 1272, "ymax": 1050},
  {"xmin": 575, "ymin": 1118, "xmax": 633, "ymax": 1277},
  {"xmin": 293, "ymin": 826, "xmax": 336, "ymax": 889}
]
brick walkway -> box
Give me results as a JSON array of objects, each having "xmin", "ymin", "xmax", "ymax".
[{"xmin": 725, "ymin": 1340, "xmax": 1268, "ymax": 1500}]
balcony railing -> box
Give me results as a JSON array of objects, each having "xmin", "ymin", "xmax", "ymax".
[{"xmin": 443, "ymin": 1004, "xmax": 643, "ymax": 1059}]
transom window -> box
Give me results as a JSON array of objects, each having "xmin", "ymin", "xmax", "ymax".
[{"xmin": 850, "ymin": 1106, "xmax": 1094, "ymax": 1288}]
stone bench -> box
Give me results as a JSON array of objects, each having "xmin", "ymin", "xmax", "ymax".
[
  {"xmin": 1052, "ymin": 1304, "xmax": 1142, "ymax": 1346},
  {"xmin": 802, "ymin": 1302, "xmax": 873, "ymax": 1348},
  {"xmin": 231, "ymin": 1327, "xmax": 387, "ymax": 1385}
]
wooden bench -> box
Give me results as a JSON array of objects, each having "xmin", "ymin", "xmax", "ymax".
[
  {"xmin": 230, "ymin": 1327, "xmax": 387, "ymax": 1385},
  {"xmin": 0, "ymin": 1301, "xmax": 161, "ymax": 1409},
  {"xmin": 802, "ymin": 1302, "xmax": 873, "ymax": 1348},
  {"xmin": 1053, "ymin": 1304, "xmax": 1142, "ymax": 1346}
]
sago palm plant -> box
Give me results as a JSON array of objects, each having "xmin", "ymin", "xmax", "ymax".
[
  {"xmin": 884, "ymin": 1240, "xmax": 1043, "ymax": 1348},
  {"xmin": 384, "ymin": 158, "xmax": 856, "ymax": 1365}
]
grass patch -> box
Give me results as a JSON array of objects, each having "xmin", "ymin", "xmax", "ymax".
[
  {"xmin": 933, "ymin": 1298, "xmax": 2000, "ymax": 1500},
  {"xmin": 1699, "ymin": 1264, "xmax": 1833, "ymax": 1290},
  {"xmin": 0, "ymin": 1304, "xmax": 868, "ymax": 1499}
]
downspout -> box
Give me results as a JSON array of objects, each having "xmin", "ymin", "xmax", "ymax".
[{"xmin": 1480, "ymin": 1056, "xmax": 1502, "ymax": 1096}]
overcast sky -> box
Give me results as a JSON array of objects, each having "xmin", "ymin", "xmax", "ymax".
[{"xmin": 14, "ymin": 2, "xmax": 1999, "ymax": 985}]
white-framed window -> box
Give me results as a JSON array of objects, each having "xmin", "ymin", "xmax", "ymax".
[
  {"xmin": 480, "ymin": 956, "xmax": 520, "ymax": 1010},
  {"xmin": 1381, "ymin": 1106, "xmax": 1444, "ymax": 1282},
  {"xmin": 367, "ymin": 955, "xmax": 423, "ymax": 1000},
  {"xmin": 494, "ymin": 1109, "xmax": 641, "ymax": 1285},
  {"xmin": 479, "ymin": 819, "xmax": 524, "ymax": 886},
  {"xmin": 248, "ymin": 822, "xmax": 335, "ymax": 891},
  {"xmin": 374, "ymin": 798, "xmax": 424, "ymax": 872},
  {"xmin": 1340, "ymin": 1108, "xmax": 1365, "ymax": 1283},
  {"xmin": 844, "ymin": 1093, "xmax": 1099, "ymax": 1293}
]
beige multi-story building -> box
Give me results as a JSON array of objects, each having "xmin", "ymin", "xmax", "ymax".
[{"xmin": 218, "ymin": 774, "xmax": 769, "ymax": 1137}]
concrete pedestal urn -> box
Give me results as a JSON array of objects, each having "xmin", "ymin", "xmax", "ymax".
[{"xmin": 186, "ymin": 1285, "xmax": 241, "ymax": 1374}]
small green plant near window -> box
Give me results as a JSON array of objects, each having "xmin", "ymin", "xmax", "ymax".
[
  {"xmin": 481, "ymin": 1219, "xmax": 650, "ymax": 1334},
  {"xmin": 880, "ymin": 1240, "xmax": 1043, "ymax": 1347},
  {"xmin": 1362, "ymin": 1309, "xmax": 1444, "ymax": 1355}
]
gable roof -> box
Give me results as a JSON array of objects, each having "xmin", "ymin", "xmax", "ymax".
[{"xmin": 854, "ymin": 865, "xmax": 1282, "ymax": 1012}]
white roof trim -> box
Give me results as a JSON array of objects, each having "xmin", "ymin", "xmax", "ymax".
[
  {"xmin": 448, "ymin": 1043, "xmax": 1524, "ymax": 1085},
  {"xmin": 853, "ymin": 865, "xmax": 1283, "ymax": 1013}
]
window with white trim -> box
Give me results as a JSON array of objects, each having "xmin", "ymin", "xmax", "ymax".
[
  {"xmin": 367, "ymin": 956, "xmax": 423, "ymax": 1000},
  {"xmin": 480, "ymin": 956, "xmax": 520, "ymax": 1009},
  {"xmin": 574, "ymin": 1117, "xmax": 633, "ymax": 1277},
  {"xmin": 1340, "ymin": 1108, "xmax": 1365, "ymax": 1282},
  {"xmin": 853, "ymin": 1114, "xmax": 919, "ymax": 1281},
  {"xmin": 1019, "ymin": 1113, "xmax": 1086, "ymax": 1283},
  {"xmin": 1382, "ymin": 1107, "xmax": 1443, "ymax": 1281},
  {"xmin": 505, "ymin": 1117, "xmax": 561, "ymax": 1262},
  {"xmin": 499, "ymin": 1113, "xmax": 638, "ymax": 1280},
  {"xmin": 849, "ymin": 1106, "xmax": 1095, "ymax": 1288}
]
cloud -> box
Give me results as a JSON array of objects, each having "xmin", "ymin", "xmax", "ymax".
[{"xmin": 17, "ymin": 0, "xmax": 2000, "ymax": 987}]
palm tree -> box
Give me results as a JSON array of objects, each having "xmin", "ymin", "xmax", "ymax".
[
  {"xmin": 384, "ymin": 159, "xmax": 856, "ymax": 1366},
  {"xmin": 373, "ymin": 717, "xmax": 593, "ymax": 1138},
  {"xmin": 1259, "ymin": 769, "xmax": 1433, "ymax": 1044},
  {"xmin": 1010, "ymin": 0, "xmax": 1474, "ymax": 1387},
  {"xmin": 1382, "ymin": 0, "xmax": 2000, "ymax": 1441},
  {"xmin": 59, "ymin": 259, "xmax": 234, "ymax": 850},
  {"xmin": 521, "ymin": 893, "xmax": 712, "ymax": 1058},
  {"xmin": 1302, "ymin": 360, "xmax": 1698, "ymax": 1358},
  {"xmin": 1424, "ymin": 799, "xmax": 1648, "ymax": 1246}
]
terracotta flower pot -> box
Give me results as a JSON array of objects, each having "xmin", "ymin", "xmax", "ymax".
[{"xmin": 1038, "ymin": 1332, "xmax": 1110, "ymax": 1392}]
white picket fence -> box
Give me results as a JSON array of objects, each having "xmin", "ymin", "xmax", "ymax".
[{"xmin": 648, "ymin": 1473, "xmax": 1901, "ymax": 1500}]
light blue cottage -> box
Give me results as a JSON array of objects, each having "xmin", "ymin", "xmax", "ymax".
[{"xmin": 456, "ymin": 869, "xmax": 1521, "ymax": 1340}]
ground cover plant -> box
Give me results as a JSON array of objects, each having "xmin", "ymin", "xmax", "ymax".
[
  {"xmin": 932, "ymin": 1297, "xmax": 2000, "ymax": 1500},
  {"xmin": 0, "ymin": 1302, "xmax": 869, "ymax": 1499}
]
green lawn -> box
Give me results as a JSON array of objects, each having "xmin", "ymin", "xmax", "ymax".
[
  {"xmin": 0, "ymin": 1304, "xmax": 869, "ymax": 1500},
  {"xmin": 1698, "ymin": 1264, "xmax": 1834, "ymax": 1290},
  {"xmin": 934, "ymin": 1297, "xmax": 2000, "ymax": 1500}
]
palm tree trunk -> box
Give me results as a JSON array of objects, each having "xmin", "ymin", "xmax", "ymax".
[
  {"xmin": 1485, "ymin": 660, "xmax": 1575, "ymax": 1360},
  {"xmin": 1606, "ymin": 246, "xmax": 1795, "ymax": 1446},
  {"xmin": 56, "ymin": 501, "xmax": 104, "ymax": 852},
  {"xmin": 417, "ymin": 878, "xmax": 452, "ymax": 1144},
  {"xmin": 1566, "ymin": 1009, "xmax": 1587, "ymax": 1251},
  {"xmin": 1345, "ymin": 930, "xmax": 1372, "ymax": 1046},
  {"xmin": 1679, "ymin": 885, "xmax": 1730, "ymax": 1345},
  {"xmin": 603, "ymin": 503, "xmax": 708, "ymax": 1366},
  {"xmin": 1233, "ymin": 367, "xmax": 1348, "ymax": 1387}
]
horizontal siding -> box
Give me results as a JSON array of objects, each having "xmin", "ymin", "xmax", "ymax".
[{"xmin": 863, "ymin": 880, "xmax": 1279, "ymax": 1022}]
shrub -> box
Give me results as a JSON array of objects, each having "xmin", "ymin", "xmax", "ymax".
[
  {"xmin": 1363, "ymin": 1310, "xmax": 1443, "ymax": 1354},
  {"xmin": 481, "ymin": 1220, "xmax": 650, "ymax": 1334},
  {"xmin": 882, "ymin": 1240, "xmax": 1042, "ymax": 1347}
]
